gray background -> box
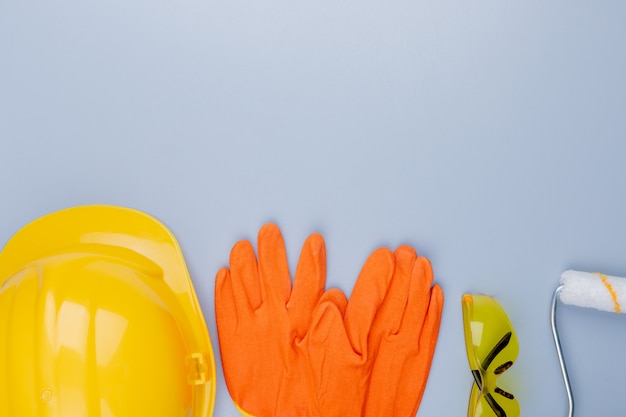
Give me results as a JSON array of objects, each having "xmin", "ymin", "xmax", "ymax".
[{"xmin": 1, "ymin": 1, "xmax": 626, "ymax": 416}]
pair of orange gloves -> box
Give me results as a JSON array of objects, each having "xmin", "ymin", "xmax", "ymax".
[{"xmin": 215, "ymin": 224, "xmax": 443, "ymax": 417}]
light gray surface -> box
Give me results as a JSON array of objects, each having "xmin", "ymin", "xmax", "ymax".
[{"xmin": 2, "ymin": 1, "xmax": 626, "ymax": 416}]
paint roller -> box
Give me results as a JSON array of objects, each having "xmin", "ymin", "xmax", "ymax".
[{"xmin": 551, "ymin": 270, "xmax": 626, "ymax": 417}]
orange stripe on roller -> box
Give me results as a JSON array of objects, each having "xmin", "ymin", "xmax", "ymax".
[{"xmin": 595, "ymin": 272, "xmax": 622, "ymax": 313}]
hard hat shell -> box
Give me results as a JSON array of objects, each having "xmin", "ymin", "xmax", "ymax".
[{"xmin": 0, "ymin": 205, "xmax": 215, "ymax": 417}]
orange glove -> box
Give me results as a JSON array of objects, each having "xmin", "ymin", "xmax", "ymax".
[
  {"xmin": 216, "ymin": 224, "xmax": 443, "ymax": 417},
  {"xmin": 214, "ymin": 223, "xmax": 325, "ymax": 417},
  {"xmin": 364, "ymin": 246, "xmax": 444, "ymax": 417},
  {"xmin": 305, "ymin": 246, "xmax": 443, "ymax": 417},
  {"xmin": 305, "ymin": 248, "xmax": 396, "ymax": 417}
]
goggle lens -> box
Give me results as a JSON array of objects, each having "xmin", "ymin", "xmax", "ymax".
[{"xmin": 462, "ymin": 294, "xmax": 520, "ymax": 417}]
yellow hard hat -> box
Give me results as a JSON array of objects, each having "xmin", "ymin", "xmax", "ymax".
[{"xmin": 0, "ymin": 205, "xmax": 215, "ymax": 417}]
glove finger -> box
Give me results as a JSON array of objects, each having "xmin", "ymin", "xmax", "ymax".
[
  {"xmin": 404, "ymin": 256, "xmax": 435, "ymax": 333},
  {"xmin": 288, "ymin": 232, "xmax": 326, "ymax": 337},
  {"xmin": 403, "ymin": 285, "xmax": 443, "ymax": 416},
  {"xmin": 374, "ymin": 245, "xmax": 416, "ymax": 337},
  {"xmin": 229, "ymin": 239, "xmax": 262, "ymax": 313},
  {"xmin": 309, "ymin": 288, "xmax": 349, "ymax": 347},
  {"xmin": 417, "ymin": 284, "xmax": 443, "ymax": 363},
  {"xmin": 257, "ymin": 223, "xmax": 291, "ymax": 306},
  {"xmin": 387, "ymin": 285, "xmax": 443, "ymax": 417},
  {"xmin": 344, "ymin": 247, "xmax": 394, "ymax": 355},
  {"xmin": 214, "ymin": 267, "xmax": 248, "ymax": 405},
  {"xmin": 320, "ymin": 287, "xmax": 348, "ymax": 313},
  {"xmin": 308, "ymin": 289, "xmax": 355, "ymax": 405},
  {"xmin": 214, "ymin": 267, "xmax": 238, "ymax": 338}
]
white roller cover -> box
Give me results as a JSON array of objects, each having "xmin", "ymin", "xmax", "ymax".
[{"xmin": 559, "ymin": 270, "xmax": 626, "ymax": 313}]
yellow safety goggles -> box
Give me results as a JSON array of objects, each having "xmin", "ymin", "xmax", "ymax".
[{"xmin": 462, "ymin": 294, "xmax": 520, "ymax": 417}]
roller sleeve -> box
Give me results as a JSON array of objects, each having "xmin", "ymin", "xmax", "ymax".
[{"xmin": 559, "ymin": 270, "xmax": 626, "ymax": 313}]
